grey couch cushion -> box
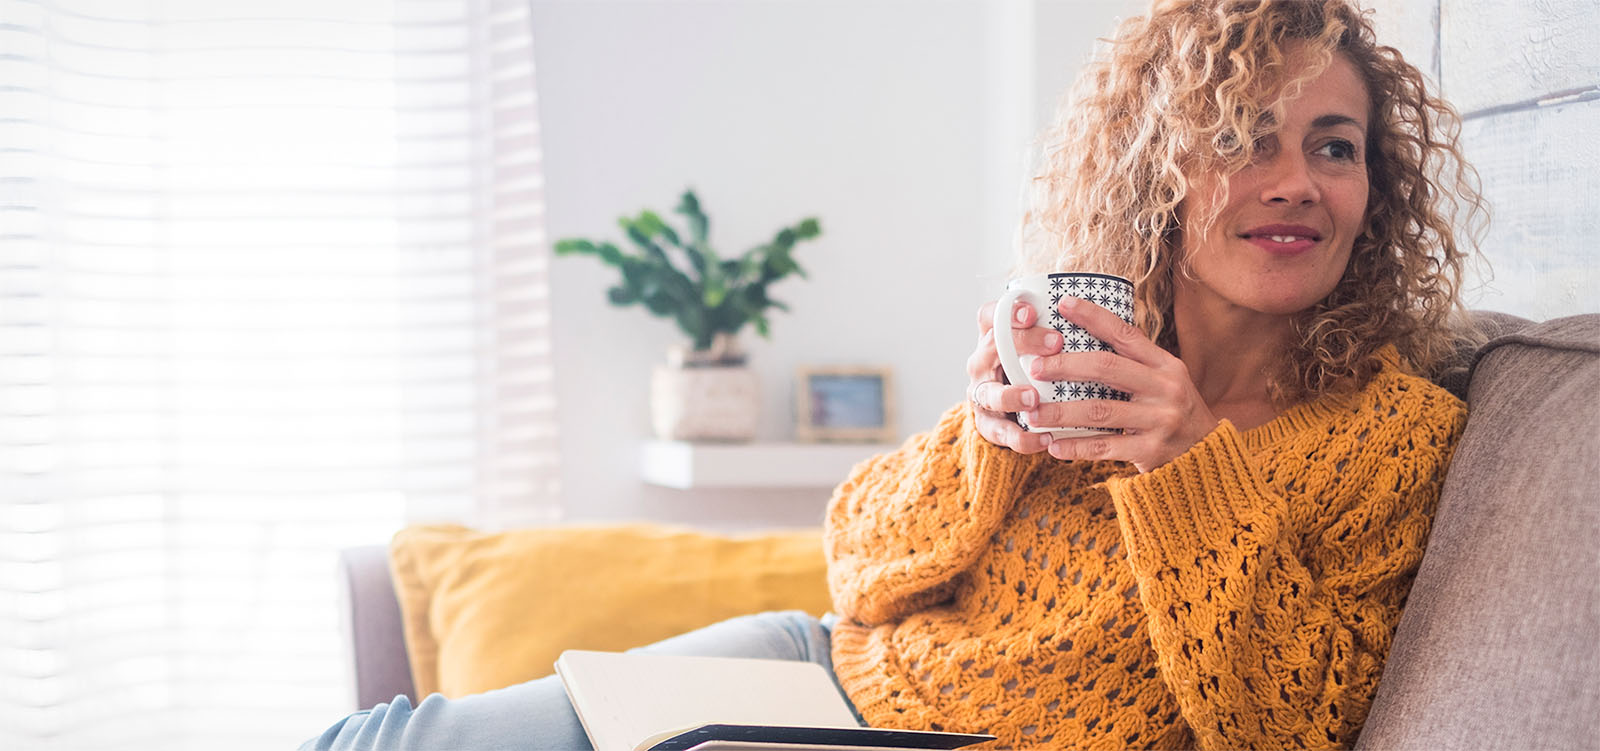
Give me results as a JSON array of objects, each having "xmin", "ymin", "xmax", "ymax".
[
  {"xmin": 1434, "ymin": 311, "xmax": 1536, "ymax": 401},
  {"xmin": 1355, "ymin": 314, "xmax": 1600, "ymax": 750}
]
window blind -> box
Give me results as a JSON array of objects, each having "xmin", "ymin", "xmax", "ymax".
[{"xmin": 0, "ymin": 1, "xmax": 559, "ymax": 748}]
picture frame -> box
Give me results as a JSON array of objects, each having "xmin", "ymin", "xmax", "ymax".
[{"xmin": 794, "ymin": 366, "xmax": 897, "ymax": 443}]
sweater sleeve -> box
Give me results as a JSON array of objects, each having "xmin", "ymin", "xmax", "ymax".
[
  {"xmin": 1105, "ymin": 394, "xmax": 1467, "ymax": 750},
  {"xmin": 824, "ymin": 403, "xmax": 1042, "ymax": 626}
]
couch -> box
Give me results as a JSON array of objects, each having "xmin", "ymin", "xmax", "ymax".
[{"xmin": 337, "ymin": 312, "xmax": 1599, "ymax": 749}]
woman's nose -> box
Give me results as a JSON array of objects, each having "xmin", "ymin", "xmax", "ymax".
[{"xmin": 1259, "ymin": 150, "xmax": 1321, "ymax": 206}]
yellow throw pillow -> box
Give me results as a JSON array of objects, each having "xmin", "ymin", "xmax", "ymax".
[{"xmin": 389, "ymin": 523, "xmax": 831, "ymax": 698}]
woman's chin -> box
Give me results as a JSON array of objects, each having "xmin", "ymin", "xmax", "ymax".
[{"xmin": 1242, "ymin": 295, "xmax": 1330, "ymax": 318}]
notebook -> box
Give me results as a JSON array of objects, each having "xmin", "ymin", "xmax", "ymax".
[{"xmin": 554, "ymin": 650, "xmax": 994, "ymax": 751}]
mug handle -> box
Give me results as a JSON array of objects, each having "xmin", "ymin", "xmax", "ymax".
[{"xmin": 992, "ymin": 286, "xmax": 1044, "ymax": 398}]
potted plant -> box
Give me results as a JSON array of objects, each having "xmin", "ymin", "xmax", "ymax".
[{"xmin": 555, "ymin": 189, "xmax": 821, "ymax": 441}]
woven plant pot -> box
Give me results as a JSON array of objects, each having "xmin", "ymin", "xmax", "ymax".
[
  {"xmin": 650, "ymin": 363, "xmax": 759, "ymax": 441},
  {"xmin": 650, "ymin": 334, "xmax": 759, "ymax": 441}
]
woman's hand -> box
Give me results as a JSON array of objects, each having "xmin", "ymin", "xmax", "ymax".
[
  {"xmin": 1026, "ymin": 296, "xmax": 1220, "ymax": 473},
  {"xmin": 967, "ymin": 300, "xmax": 1061, "ymax": 454}
]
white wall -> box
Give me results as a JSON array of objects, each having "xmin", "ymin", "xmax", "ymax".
[
  {"xmin": 977, "ymin": 0, "xmax": 1145, "ymax": 283},
  {"xmin": 1032, "ymin": 0, "xmax": 1142, "ymax": 132},
  {"xmin": 1366, "ymin": 0, "xmax": 1599, "ymax": 320},
  {"xmin": 533, "ymin": 1, "xmax": 999, "ymax": 529}
]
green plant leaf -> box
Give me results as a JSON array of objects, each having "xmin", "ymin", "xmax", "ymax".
[
  {"xmin": 677, "ymin": 190, "xmax": 709, "ymax": 248},
  {"xmin": 676, "ymin": 306, "xmax": 710, "ymax": 349},
  {"xmin": 676, "ymin": 191, "xmax": 717, "ymax": 279},
  {"xmin": 634, "ymin": 211, "xmax": 665, "ymax": 235},
  {"xmin": 622, "ymin": 222, "xmax": 650, "ymax": 248},
  {"xmin": 597, "ymin": 242, "xmax": 626, "ymax": 266},
  {"xmin": 607, "ymin": 286, "xmax": 639, "ymax": 305},
  {"xmin": 554, "ymin": 190, "xmax": 822, "ymax": 349},
  {"xmin": 623, "ymin": 219, "xmax": 669, "ymax": 267},
  {"xmin": 645, "ymin": 239, "xmax": 676, "ymax": 270},
  {"xmin": 644, "ymin": 291, "xmax": 676, "ymax": 317},
  {"xmin": 703, "ymin": 277, "xmax": 728, "ymax": 308},
  {"xmin": 683, "ymin": 243, "xmax": 709, "ymax": 277},
  {"xmin": 553, "ymin": 238, "xmax": 596, "ymax": 256},
  {"xmin": 763, "ymin": 246, "xmax": 799, "ymax": 280},
  {"xmin": 634, "ymin": 210, "xmax": 681, "ymax": 247}
]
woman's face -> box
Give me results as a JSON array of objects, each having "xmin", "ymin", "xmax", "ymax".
[{"xmin": 1175, "ymin": 49, "xmax": 1371, "ymax": 319}]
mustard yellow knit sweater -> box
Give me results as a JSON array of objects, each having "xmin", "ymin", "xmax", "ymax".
[{"xmin": 825, "ymin": 359, "xmax": 1466, "ymax": 750}]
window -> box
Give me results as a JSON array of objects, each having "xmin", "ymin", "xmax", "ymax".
[{"xmin": 0, "ymin": 1, "xmax": 558, "ymax": 748}]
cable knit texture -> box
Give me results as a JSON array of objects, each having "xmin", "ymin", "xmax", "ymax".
[{"xmin": 825, "ymin": 358, "xmax": 1466, "ymax": 750}]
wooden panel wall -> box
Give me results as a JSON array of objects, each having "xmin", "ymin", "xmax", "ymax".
[{"xmin": 1365, "ymin": 0, "xmax": 1599, "ymax": 320}]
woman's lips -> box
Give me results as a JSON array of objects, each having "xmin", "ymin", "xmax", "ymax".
[
  {"xmin": 1241, "ymin": 224, "xmax": 1321, "ymax": 255},
  {"xmin": 1246, "ymin": 235, "xmax": 1318, "ymax": 254}
]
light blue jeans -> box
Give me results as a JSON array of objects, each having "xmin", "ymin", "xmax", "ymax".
[{"xmin": 299, "ymin": 610, "xmax": 857, "ymax": 751}]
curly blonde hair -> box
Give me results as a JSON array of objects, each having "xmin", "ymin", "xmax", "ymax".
[{"xmin": 1018, "ymin": 0, "xmax": 1486, "ymax": 402}]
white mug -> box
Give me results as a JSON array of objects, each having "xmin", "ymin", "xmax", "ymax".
[{"xmin": 992, "ymin": 272, "xmax": 1136, "ymax": 438}]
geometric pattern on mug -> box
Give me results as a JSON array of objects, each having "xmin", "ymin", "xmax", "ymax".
[
  {"xmin": 1047, "ymin": 273, "xmax": 1134, "ymax": 320},
  {"xmin": 1042, "ymin": 273, "xmax": 1134, "ymax": 404}
]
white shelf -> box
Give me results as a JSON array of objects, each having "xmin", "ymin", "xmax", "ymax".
[{"xmin": 640, "ymin": 440, "xmax": 899, "ymax": 489}]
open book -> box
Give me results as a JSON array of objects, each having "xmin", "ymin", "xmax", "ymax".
[{"xmin": 555, "ymin": 650, "xmax": 994, "ymax": 751}]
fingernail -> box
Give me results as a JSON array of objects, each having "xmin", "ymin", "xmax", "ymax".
[
  {"xmin": 1061, "ymin": 296, "xmax": 1080, "ymax": 310},
  {"xmin": 1025, "ymin": 411, "xmax": 1040, "ymax": 424},
  {"xmin": 1044, "ymin": 332, "xmax": 1061, "ymax": 351},
  {"xmin": 1039, "ymin": 433, "xmax": 1054, "ymax": 448},
  {"xmin": 1028, "ymin": 360, "xmax": 1043, "ymax": 377},
  {"xmin": 1015, "ymin": 306, "xmax": 1028, "ymax": 325},
  {"xmin": 1021, "ymin": 390, "xmax": 1037, "ymax": 408}
]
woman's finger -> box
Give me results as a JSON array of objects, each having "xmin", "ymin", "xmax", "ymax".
[
  {"xmin": 966, "ymin": 328, "xmax": 1000, "ymax": 381},
  {"xmin": 1027, "ymin": 350, "xmax": 1160, "ymax": 395},
  {"xmin": 969, "ymin": 304, "xmax": 1061, "ymax": 393},
  {"xmin": 1045, "ymin": 431, "xmax": 1142, "ymax": 462},
  {"xmin": 974, "ymin": 408, "xmax": 1053, "ymax": 454},
  {"xmin": 979, "ymin": 300, "xmax": 1038, "ymax": 335},
  {"xmin": 972, "ymin": 380, "xmax": 1039, "ymax": 414},
  {"xmin": 1055, "ymin": 297, "xmax": 1167, "ymax": 367},
  {"xmin": 1025, "ymin": 398, "xmax": 1157, "ymax": 434}
]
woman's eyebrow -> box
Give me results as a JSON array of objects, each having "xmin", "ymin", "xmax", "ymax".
[{"xmin": 1312, "ymin": 113, "xmax": 1364, "ymax": 130}]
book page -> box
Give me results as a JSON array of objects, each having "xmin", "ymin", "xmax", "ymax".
[{"xmin": 554, "ymin": 650, "xmax": 862, "ymax": 751}]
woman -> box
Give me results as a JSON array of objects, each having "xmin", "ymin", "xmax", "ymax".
[
  {"xmin": 826, "ymin": 0, "xmax": 1481, "ymax": 747},
  {"xmin": 303, "ymin": 0, "xmax": 1483, "ymax": 748}
]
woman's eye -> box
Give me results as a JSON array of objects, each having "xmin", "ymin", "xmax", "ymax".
[{"xmin": 1315, "ymin": 139, "xmax": 1359, "ymax": 162}]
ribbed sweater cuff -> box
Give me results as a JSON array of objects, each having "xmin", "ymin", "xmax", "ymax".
[
  {"xmin": 828, "ymin": 624, "xmax": 894, "ymax": 727},
  {"xmin": 1107, "ymin": 419, "xmax": 1277, "ymax": 568}
]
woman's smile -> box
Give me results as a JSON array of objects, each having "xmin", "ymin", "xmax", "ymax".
[{"xmin": 1240, "ymin": 223, "xmax": 1324, "ymax": 255}]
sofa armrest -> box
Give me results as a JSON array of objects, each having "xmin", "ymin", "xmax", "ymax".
[
  {"xmin": 338, "ymin": 545, "xmax": 415, "ymax": 709},
  {"xmin": 1355, "ymin": 313, "xmax": 1600, "ymax": 750}
]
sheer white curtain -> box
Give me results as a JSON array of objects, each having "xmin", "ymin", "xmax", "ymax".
[{"xmin": 0, "ymin": 1, "xmax": 559, "ymax": 749}]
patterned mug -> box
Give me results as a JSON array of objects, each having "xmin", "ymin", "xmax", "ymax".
[{"xmin": 992, "ymin": 272, "xmax": 1136, "ymax": 439}]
